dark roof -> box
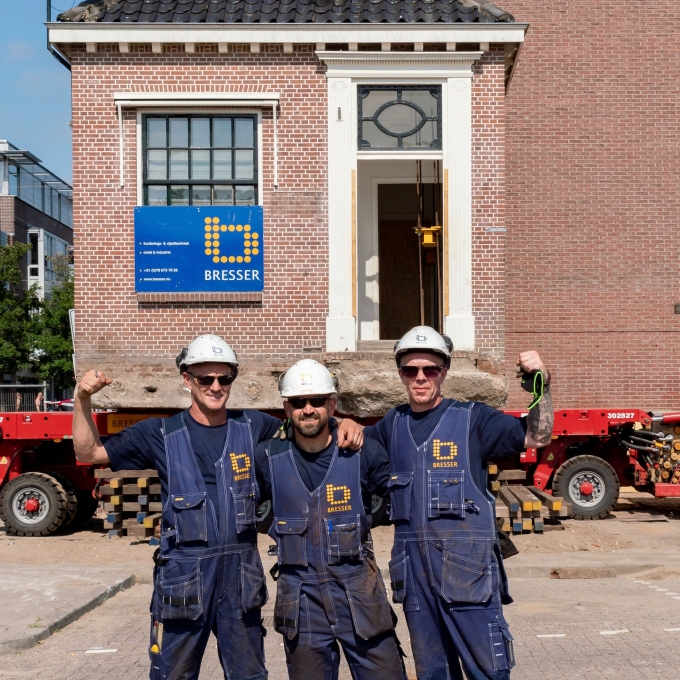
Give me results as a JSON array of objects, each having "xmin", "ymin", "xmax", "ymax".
[{"xmin": 57, "ymin": 0, "xmax": 514, "ymax": 24}]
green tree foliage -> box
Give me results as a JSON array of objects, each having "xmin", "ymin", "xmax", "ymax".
[
  {"xmin": 31, "ymin": 254, "xmax": 75, "ymax": 390},
  {"xmin": 0, "ymin": 244, "xmax": 75, "ymax": 390},
  {"xmin": 0, "ymin": 243, "xmax": 39, "ymax": 377}
]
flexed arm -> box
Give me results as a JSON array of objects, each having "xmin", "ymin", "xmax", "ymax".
[{"xmin": 73, "ymin": 369, "xmax": 112, "ymax": 464}]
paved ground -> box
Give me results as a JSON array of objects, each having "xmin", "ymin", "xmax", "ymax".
[
  {"xmin": 0, "ymin": 565, "xmax": 135, "ymax": 652},
  {"xmin": 1, "ymin": 574, "xmax": 679, "ymax": 679},
  {"xmin": 1, "ymin": 490, "xmax": 679, "ymax": 678}
]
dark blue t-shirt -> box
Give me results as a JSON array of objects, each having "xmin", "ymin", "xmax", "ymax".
[
  {"xmin": 364, "ymin": 399, "xmax": 527, "ymax": 492},
  {"xmin": 103, "ymin": 409, "xmax": 281, "ymax": 514},
  {"xmin": 254, "ymin": 431, "xmax": 391, "ymax": 518}
]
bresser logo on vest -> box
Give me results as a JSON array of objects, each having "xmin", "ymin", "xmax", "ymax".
[
  {"xmin": 326, "ymin": 484, "xmax": 352, "ymax": 512},
  {"xmin": 230, "ymin": 453, "xmax": 251, "ymax": 481},
  {"xmin": 431, "ymin": 439, "xmax": 458, "ymax": 467}
]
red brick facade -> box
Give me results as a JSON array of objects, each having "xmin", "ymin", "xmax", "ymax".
[
  {"xmin": 71, "ymin": 43, "xmax": 509, "ymax": 395},
  {"xmin": 503, "ymin": 2, "xmax": 680, "ymax": 410}
]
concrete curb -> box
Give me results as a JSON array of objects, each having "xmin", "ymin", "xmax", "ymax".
[{"xmin": 0, "ymin": 573, "xmax": 137, "ymax": 654}]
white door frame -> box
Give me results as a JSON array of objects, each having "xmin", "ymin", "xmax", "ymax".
[{"xmin": 319, "ymin": 51, "xmax": 480, "ymax": 352}]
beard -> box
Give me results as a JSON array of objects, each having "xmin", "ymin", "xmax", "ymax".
[{"xmin": 293, "ymin": 411, "xmax": 328, "ymax": 439}]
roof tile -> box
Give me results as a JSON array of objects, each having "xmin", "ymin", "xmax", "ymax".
[{"xmin": 58, "ymin": 0, "xmax": 513, "ymax": 23}]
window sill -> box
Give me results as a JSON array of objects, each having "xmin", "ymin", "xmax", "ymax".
[{"xmin": 137, "ymin": 292, "xmax": 262, "ymax": 304}]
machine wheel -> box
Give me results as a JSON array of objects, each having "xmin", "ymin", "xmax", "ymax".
[
  {"xmin": 552, "ymin": 454, "xmax": 620, "ymax": 520},
  {"xmin": 256, "ymin": 500, "xmax": 273, "ymax": 534},
  {"xmin": 49, "ymin": 473, "xmax": 79, "ymax": 531},
  {"xmin": 0, "ymin": 472, "xmax": 71, "ymax": 536},
  {"xmin": 69, "ymin": 491, "xmax": 100, "ymax": 530},
  {"xmin": 371, "ymin": 494, "xmax": 390, "ymax": 527}
]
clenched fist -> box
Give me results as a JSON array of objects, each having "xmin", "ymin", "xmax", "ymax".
[
  {"xmin": 77, "ymin": 369, "xmax": 112, "ymax": 401},
  {"xmin": 516, "ymin": 350, "xmax": 548, "ymax": 379}
]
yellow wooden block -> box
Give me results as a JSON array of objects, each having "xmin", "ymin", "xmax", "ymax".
[
  {"xmin": 110, "ymin": 495, "xmax": 123, "ymax": 505},
  {"xmin": 109, "ymin": 478, "xmax": 123, "ymax": 488},
  {"xmin": 532, "ymin": 500, "xmax": 542, "ymax": 511},
  {"xmin": 501, "ymin": 519, "xmax": 511, "ymax": 532},
  {"xmin": 522, "ymin": 500, "xmax": 533, "ymax": 512},
  {"xmin": 490, "ymin": 481, "xmax": 501, "ymax": 491},
  {"xmin": 138, "ymin": 478, "xmax": 150, "ymax": 488},
  {"xmin": 488, "ymin": 464, "xmax": 498, "ymax": 475},
  {"xmin": 522, "ymin": 518, "xmax": 533, "ymax": 531}
]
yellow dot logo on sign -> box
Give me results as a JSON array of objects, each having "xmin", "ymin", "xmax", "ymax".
[
  {"xmin": 230, "ymin": 453, "xmax": 250, "ymax": 473},
  {"xmin": 202, "ymin": 217, "xmax": 260, "ymax": 263},
  {"xmin": 326, "ymin": 484, "xmax": 351, "ymax": 505},
  {"xmin": 432, "ymin": 439, "xmax": 457, "ymax": 460}
]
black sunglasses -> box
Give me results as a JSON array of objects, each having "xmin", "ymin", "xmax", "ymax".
[
  {"xmin": 288, "ymin": 396, "xmax": 328, "ymax": 409},
  {"xmin": 188, "ymin": 372, "xmax": 235, "ymax": 387},
  {"xmin": 399, "ymin": 365, "xmax": 444, "ymax": 380}
]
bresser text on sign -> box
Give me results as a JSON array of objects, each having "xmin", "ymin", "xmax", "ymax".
[{"xmin": 134, "ymin": 206, "xmax": 264, "ymax": 292}]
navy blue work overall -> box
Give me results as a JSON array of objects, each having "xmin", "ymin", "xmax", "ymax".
[
  {"xmin": 267, "ymin": 436, "xmax": 405, "ymax": 680},
  {"xmin": 149, "ymin": 412, "xmax": 268, "ymax": 680},
  {"xmin": 387, "ymin": 403, "xmax": 515, "ymax": 680}
]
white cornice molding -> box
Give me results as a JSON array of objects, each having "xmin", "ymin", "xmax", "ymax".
[
  {"xmin": 47, "ymin": 22, "xmax": 528, "ymax": 46},
  {"xmin": 113, "ymin": 91, "xmax": 280, "ymax": 103},
  {"xmin": 318, "ymin": 50, "xmax": 481, "ymax": 78}
]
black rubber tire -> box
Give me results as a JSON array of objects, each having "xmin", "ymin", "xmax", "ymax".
[
  {"xmin": 371, "ymin": 494, "xmax": 390, "ymax": 527},
  {"xmin": 552, "ymin": 454, "xmax": 620, "ymax": 520},
  {"xmin": 66, "ymin": 491, "xmax": 99, "ymax": 531},
  {"xmin": 49, "ymin": 473, "xmax": 79, "ymax": 531},
  {"xmin": 256, "ymin": 500, "xmax": 274, "ymax": 534},
  {"xmin": 0, "ymin": 472, "xmax": 71, "ymax": 536}
]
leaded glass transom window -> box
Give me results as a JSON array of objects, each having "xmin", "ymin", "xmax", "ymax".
[{"xmin": 358, "ymin": 86, "xmax": 442, "ymax": 150}]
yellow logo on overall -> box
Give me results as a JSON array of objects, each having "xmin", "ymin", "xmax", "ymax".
[
  {"xmin": 204, "ymin": 217, "xmax": 259, "ymax": 265},
  {"xmin": 230, "ymin": 453, "xmax": 251, "ymax": 481},
  {"xmin": 432, "ymin": 439, "xmax": 458, "ymax": 468},
  {"xmin": 326, "ymin": 484, "xmax": 352, "ymax": 512}
]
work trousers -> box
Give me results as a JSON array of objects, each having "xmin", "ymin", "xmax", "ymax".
[
  {"xmin": 282, "ymin": 578, "xmax": 406, "ymax": 680},
  {"xmin": 149, "ymin": 551, "xmax": 267, "ymax": 680},
  {"xmin": 399, "ymin": 540, "xmax": 514, "ymax": 680}
]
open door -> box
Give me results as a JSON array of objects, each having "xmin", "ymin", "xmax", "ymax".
[{"xmin": 378, "ymin": 174, "xmax": 443, "ymax": 339}]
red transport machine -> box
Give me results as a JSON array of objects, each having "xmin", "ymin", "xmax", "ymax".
[{"xmin": 1, "ymin": 408, "xmax": 679, "ymax": 536}]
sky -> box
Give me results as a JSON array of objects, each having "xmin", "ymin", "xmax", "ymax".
[{"xmin": 0, "ymin": 0, "xmax": 75, "ymax": 183}]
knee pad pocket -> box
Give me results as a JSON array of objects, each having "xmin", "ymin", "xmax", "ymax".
[{"xmin": 488, "ymin": 614, "xmax": 515, "ymax": 671}]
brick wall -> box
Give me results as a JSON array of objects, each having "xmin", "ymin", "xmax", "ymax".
[
  {"xmin": 71, "ymin": 44, "xmax": 329, "ymax": 362},
  {"xmin": 503, "ymin": 2, "xmax": 680, "ymax": 409},
  {"xmin": 472, "ymin": 45, "xmax": 506, "ymax": 362},
  {"xmin": 71, "ymin": 44, "xmax": 509, "ymax": 380}
]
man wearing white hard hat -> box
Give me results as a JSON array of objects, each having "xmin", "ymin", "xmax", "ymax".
[
  {"xmin": 364, "ymin": 326, "xmax": 554, "ymax": 680},
  {"xmin": 253, "ymin": 359, "xmax": 406, "ymax": 680},
  {"xmin": 72, "ymin": 336, "xmax": 364, "ymax": 680}
]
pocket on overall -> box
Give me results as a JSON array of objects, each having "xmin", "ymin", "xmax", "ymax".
[
  {"xmin": 240, "ymin": 552, "xmax": 268, "ymax": 612},
  {"xmin": 344, "ymin": 572, "xmax": 394, "ymax": 640},
  {"xmin": 274, "ymin": 518, "xmax": 308, "ymax": 566},
  {"xmin": 387, "ymin": 472, "xmax": 413, "ymax": 521},
  {"xmin": 158, "ymin": 571, "xmax": 203, "ymax": 621},
  {"xmin": 324, "ymin": 514, "xmax": 362, "ymax": 565},
  {"xmin": 489, "ymin": 614, "xmax": 515, "ymax": 671},
  {"xmin": 441, "ymin": 543, "xmax": 493, "ymax": 605},
  {"xmin": 387, "ymin": 551, "xmax": 418, "ymax": 612},
  {"xmin": 427, "ymin": 470, "xmax": 465, "ymax": 518},
  {"xmin": 171, "ymin": 493, "xmax": 208, "ymax": 544},
  {"xmin": 274, "ymin": 576, "xmax": 301, "ymax": 640},
  {"xmin": 231, "ymin": 484, "xmax": 257, "ymax": 534}
]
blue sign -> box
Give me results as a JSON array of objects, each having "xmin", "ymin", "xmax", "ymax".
[{"xmin": 134, "ymin": 206, "xmax": 264, "ymax": 292}]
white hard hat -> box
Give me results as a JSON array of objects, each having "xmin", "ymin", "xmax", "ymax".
[
  {"xmin": 176, "ymin": 334, "xmax": 239, "ymax": 374},
  {"xmin": 393, "ymin": 326, "xmax": 453, "ymax": 368},
  {"xmin": 279, "ymin": 359, "xmax": 338, "ymax": 398}
]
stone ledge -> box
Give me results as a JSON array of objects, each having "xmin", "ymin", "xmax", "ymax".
[
  {"xmin": 137, "ymin": 292, "xmax": 262, "ymax": 304},
  {"xmin": 83, "ymin": 350, "xmax": 508, "ymax": 416}
]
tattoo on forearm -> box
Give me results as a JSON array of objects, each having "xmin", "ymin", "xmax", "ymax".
[{"xmin": 528, "ymin": 386, "xmax": 554, "ymax": 445}]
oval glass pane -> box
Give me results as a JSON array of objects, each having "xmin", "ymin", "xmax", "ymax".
[
  {"xmin": 402, "ymin": 121, "xmax": 437, "ymax": 148},
  {"xmin": 362, "ymin": 90, "xmax": 398, "ymax": 117},
  {"xmin": 361, "ymin": 120, "xmax": 398, "ymax": 148},
  {"xmin": 401, "ymin": 89, "xmax": 437, "ymax": 117},
  {"xmin": 376, "ymin": 103, "xmax": 423, "ymax": 135}
]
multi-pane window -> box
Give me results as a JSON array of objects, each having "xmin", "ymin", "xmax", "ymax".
[
  {"xmin": 143, "ymin": 115, "xmax": 258, "ymax": 206},
  {"xmin": 358, "ymin": 86, "xmax": 442, "ymax": 150}
]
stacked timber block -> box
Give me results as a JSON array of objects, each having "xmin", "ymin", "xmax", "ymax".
[
  {"xmin": 95, "ymin": 468, "xmax": 162, "ymax": 540},
  {"xmin": 488, "ymin": 464, "xmax": 571, "ymax": 535}
]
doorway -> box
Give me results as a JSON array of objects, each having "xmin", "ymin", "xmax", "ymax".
[{"xmin": 377, "ymin": 181, "xmax": 443, "ymax": 339}]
